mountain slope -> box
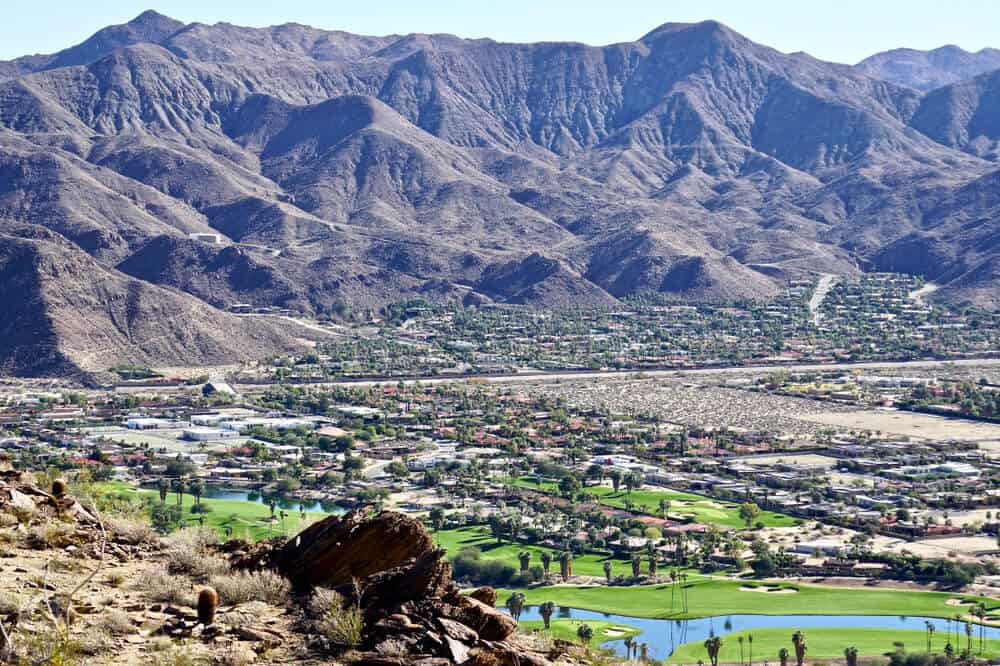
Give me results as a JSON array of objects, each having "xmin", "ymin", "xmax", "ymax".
[
  {"xmin": 856, "ymin": 45, "xmax": 1000, "ymax": 91},
  {"xmin": 0, "ymin": 225, "xmax": 319, "ymax": 377},
  {"xmin": 0, "ymin": 13, "xmax": 998, "ymax": 374}
]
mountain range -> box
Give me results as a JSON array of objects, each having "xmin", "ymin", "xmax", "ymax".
[{"xmin": 1, "ymin": 11, "xmax": 999, "ymax": 377}]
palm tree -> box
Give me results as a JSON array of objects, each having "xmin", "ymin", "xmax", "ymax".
[
  {"xmin": 538, "ymin": 601, "xmax": 555, "ymax": 629},
  {"xmin": 925, "ymin": 620, "xmax": 935, "ymax": 653},
  {"xmin": 171, "ymin": 478, "xmax": 185, "ymax": 507},
  {"xmin": 748, "ymin": 634, "xmax": 754, "ymax": 666},
  {"xmin": 603, "ymin": 560, "xmax": 613, "ymax": 583},
  {"xmin": 792, "ymin": 631, "xmax": 807, "ymax": 666},
  {"xmin": 518, "ymin": 551, "xmax": 531, "ymax": 575},
  {"xmin": 640, "ymin": 643, "xmax": 649, "ymax": 661},
  {"xmin": 681, "ymin": 572, "xmax": 690, "ymax": 613},
  {"xmin": 558, "ymin": 551, "xmax": 572, "ymax": 581},
  {"xmin": 704, "ymin": 635, "xmax": 723, "ymax": 666},
  {"xmin": 976, "ymin": 603, "xmax": 987, "ymax": 654},
  {"xmin": 540, "ymin": 551, "xmax": 552, "ymax": 578},
  {"xmin": 576, "ymin": 623, "xmax": 593, "ymax": 646},
  {"xmin": 844, "ymin": 646, "xmax": 858, "ymax": 666},
  {"xmin": 778, "ymin": 647, "xmax": 789, "ymax": 666},
  {"xmin": 623, "ymin": 636, "xmax": 634, "ymax": 659},
  {"xmin": 738, "ymin": 636, "xmax": 745, "ymax": 666},
  {"xmin": 505, "ymin": 592, "xmax": 526, "ymax": 622},
  {"xmin": 669, "ymin": 568, "xmax": 678, "ymax": 612},
  {"xmin": 157, "ymin": 478, "xmax": 168, "ymax": 505},
  {"xmin": 631, "ymin": 553, "xmax": 641, "ymax": 578},
  {"xmin": 189, "ymin": 479, "xmax": 204, "ymax": 508},
  {"xmin": 964, "ymin": 621, "xmax": 973, "ymax": 657}
]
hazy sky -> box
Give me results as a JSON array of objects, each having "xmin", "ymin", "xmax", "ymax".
[{"xmin": 2, "ymin": 0, "xmax": 999, "ymax": 64}]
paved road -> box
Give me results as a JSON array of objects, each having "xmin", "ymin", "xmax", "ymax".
[
  {"xmin": 229, "ymin": 357, "xmax": 1000, "ymax": 390},
  {"xmin": 808, "ymin": 274, "xmax": 838, "ymax": 325}
]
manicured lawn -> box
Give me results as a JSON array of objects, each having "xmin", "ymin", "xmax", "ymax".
[
  {"xmin": 500, "ymin": 579, "xmax": 996, "ymax": 621},
  {"xmin": 519, "ymin": 619, "xmax": 640, "ymax": 645},
  {"xmin": 666, "ymin": 628, "xmax": 1000, "ymax": 664},
  {"xmin": 434, "ymin": 526, "xmax": 638, "ymax": 579},
  {"xmin": 512, "ymin": 477, "xmax": 797, "ymax": 529},
  {"xmin": 97, "ymin": 482, "xmax": 328, "ymax": 541}
]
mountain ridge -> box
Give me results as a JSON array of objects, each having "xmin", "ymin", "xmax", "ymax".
[{"xmin": 0, "ymin": 12, "xmax": 998, "ymax": 375}]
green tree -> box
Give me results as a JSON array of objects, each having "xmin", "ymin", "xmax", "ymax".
[{"xmin": 739, "ymin": 502, "xmax": 761, "ymax": 530}]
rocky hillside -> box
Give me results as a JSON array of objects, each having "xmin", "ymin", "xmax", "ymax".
[
  {"xmin": 0, "ymin": 470, "xmax": 585, "ymax": 665},
  {"xmin": 856, "ymin": 45, "xmax": 1000, "ymax": 91},
  {"xmin": 1, "ymin": 12, "xmax": 999, "ymax": 374}
]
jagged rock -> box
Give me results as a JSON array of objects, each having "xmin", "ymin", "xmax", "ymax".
[
  {"xmin": 468, "ymin": 587, "xmax": 497, "ymax": 606},
  {"xmin": 232, "ymin": 625, "xmax": 284, "ymax": 647},
  {"xmin": 471, "ymin": 641, "xmax": 553, "ymax": 666},
  {"xmin": 437, "ymin": 592, "xmax": 517, "ymax": 642},
  {"xmin": 438, "ymin": 617, "xmax": 478, "ymax": 643},
  {"xmin": 277, "ymin": 510, "xmax": 433, "ymax": 589},
  {"xmin": 349, "ymin": 549, "xmax": 452, "ymax": 620}
]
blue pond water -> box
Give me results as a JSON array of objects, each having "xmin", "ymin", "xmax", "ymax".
[
  {"xmin": 202, "ymin": 487, "xmax": 345, "ymax": 514},
  {"xmin": 514, "ymin": 607, "xmax": 1000, "ymax": 661}
]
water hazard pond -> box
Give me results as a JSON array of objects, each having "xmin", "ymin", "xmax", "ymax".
[
  {"xmin": 201, "ymin": 487, "xmax": 346, "ymax": 514},
  {"xmin": 514, "ymin": 607, "xmax": 1000, "ymax": 662}
]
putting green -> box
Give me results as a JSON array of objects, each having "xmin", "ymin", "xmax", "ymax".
[
  {"xmin": 519, "ymin": 619, "xmax": 641, "ymax": 645},
  {"xmin": 501, "ymin": 579, "xmax": 997, "ymax": 621},
  {"xmin": 666, "ymin": 627, "xmax": 1000, "ymax": 664}
]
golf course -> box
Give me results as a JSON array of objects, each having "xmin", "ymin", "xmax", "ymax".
[
  {"xmin": 434, "ymin": 525, "xmax": 671, "ymax": 579},
  {"xmin": 511, "ymin": 476, "xmax": 797, "ymax": 529},
  {"xmin": 97, "ymin": 481, "xmax": 327, "ymax": 541},
  {"xmin": 502, "ymin": 579, "xmax": 995, "ymax": 620},
  {"xmin": 665, "ymin": 627, "xmax": 1000, "ymax": 663},
  {"xmin": 519, "ymin": 619, "xmax": 641, "ymax": 645}
]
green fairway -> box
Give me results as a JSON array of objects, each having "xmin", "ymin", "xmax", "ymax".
[
  {"xmin": 666, "ymin": 628, "xmax": 1000, "ymax": 664},
  {"xmin": 512, "ymin": 477, "xmax": 797, "ymax": 529},
  {"xmin": 519, "ymin": 619, "xmax": 640, "ymax": 645},
  {"xmin": 98, "ymin": 482, "xmax": 328, "ymax": 541},
  {"xmin": 501, "ymin": 579, "xmax": 996, "ymax": 621},
  {"xmin": 434, "ymin": 526, "xmax": 641, "ymax": 579}
]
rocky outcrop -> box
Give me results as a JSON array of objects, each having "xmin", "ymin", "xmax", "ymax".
[
  {"xmin": 276, "ymin": 510, "xmax": 435, "ymax": 589},
  {"xmin": 268, "ymin": 510, "xmax": 548, "ymax": 665}
]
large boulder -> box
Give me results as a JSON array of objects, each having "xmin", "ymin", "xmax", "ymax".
[{"xmin": 277, "ymin": 510, "xmax": 434, "ymax": 589}]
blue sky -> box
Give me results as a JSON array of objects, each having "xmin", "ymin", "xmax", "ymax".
[{"xmin": 2, "ymin": 0, "xmax": 998, "ymax": 64}]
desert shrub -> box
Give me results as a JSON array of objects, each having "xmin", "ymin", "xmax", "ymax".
[
  {"xmin": 137, "ymin": 566, "xmax": 193, "ymax": 607},
  {"xmin": 97, "ymin": 608, "xmax": 135, "ymax": 636},
  {"xmin": 209, "ymin": 570, "xmax": 290, "ymax": 605},
  {"xmin": 0, "ymin": 590, "xmax": 23, "ymax": 615},
  {"xmin": 314, "ymin": 590, "xmax": 363, "ymax": 647},
  {"xmin": 164, "ymin": 526, "xmax": 218, "ymax": 552},
  {"xmin": 26, "ymin": 522, "xmax": 76, "ymax": 549},
  {"xmin": 105, "ymin": 515, "xmax": 159, "ymax": 546},
  {"xmin": 0, "ymin": 510, "xmax": 20, "ymax": 528},
  {"xmin": 450, "ymin": 547, "xmax": 540, "ymax": 587},
  {"xmin": 218, "ymin": 645, "xmax": 257, "ymax": 666},
  {"xmin": 163, "ymin": 527, "xmax": 227, "ymax": 579}
]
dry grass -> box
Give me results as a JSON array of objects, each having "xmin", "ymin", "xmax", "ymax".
[
  {"xmin": 312, "ymin": 589, "xmax": 363, "ymax": 647},
  {"xmin": 163, "ymin": 527, "xmax": 228, "ymax": 580},
  {"xmin": 105, "ymin": 515, "xmax": 159, "ymax": 546},
  {"xmin": 209, "ymin": 570, "xmax": 290, "ymax": 606},
  {"xmin": 25, "ymin": 522, "xmax": 76, "ymax": 549},
  {"xmin": 97, "ymin": 607, "xmax": 136, "ymax": 636},
  {"xmin": 137, "ymin": 566, "xmax": 194, "ymax": 607},
  {"xmin": 217, "ymin": 645, "xmax": 257, "ymax": 666}
]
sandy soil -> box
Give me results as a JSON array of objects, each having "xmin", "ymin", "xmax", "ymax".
[
  {"xmin": 739, "ymin": 586, "xmax": 797, "ymax": 594},
  {"xmin": 801, "ymin": 410, "xmax": 1000, "ymax": 441}
]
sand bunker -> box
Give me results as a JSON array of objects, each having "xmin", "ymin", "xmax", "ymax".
[
  {"xmin": 604, "ymin": 628, "xmax": 631, "ymax": 637},
  {"xmin": 946, "ymin": 598, "xmax": 972, "ymax": 607},
  {"xmin": 739, "ymin": 585, "xmax": 798, "ymax": 594}
]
